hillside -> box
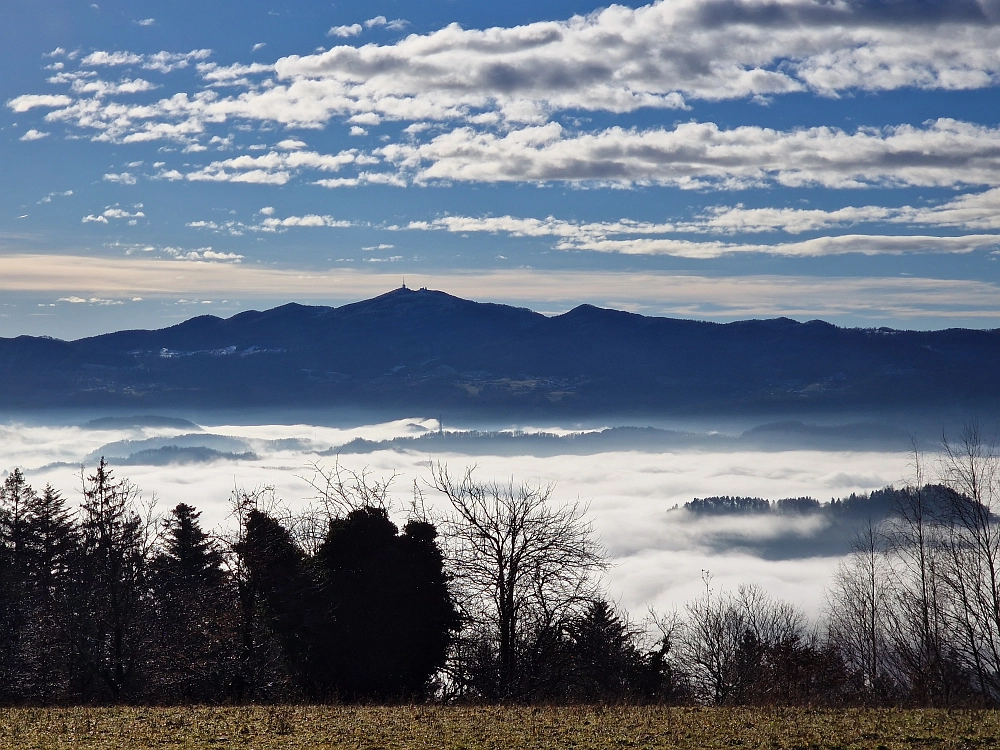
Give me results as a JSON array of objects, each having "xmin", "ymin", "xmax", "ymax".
[{"xmin": 0, "ymin": 287, "xmax": 997, "ymax": 416}]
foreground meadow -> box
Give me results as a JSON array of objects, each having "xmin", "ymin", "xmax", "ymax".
[{"xmin": 0, "ymin": 706, "xmax": 997, "ymax": 750}]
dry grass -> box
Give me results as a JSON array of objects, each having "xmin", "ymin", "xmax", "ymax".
[{"xmin": 0, "ymin": 705, "xmax": 997, "ymax": 749}]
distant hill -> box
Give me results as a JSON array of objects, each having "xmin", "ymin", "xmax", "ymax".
[
  {"xmin": 0, "ymin": 287, "xmax": 998, "ymax": 417},
  {"xmin": 82, "ymin": 415, "xmax": 201, "ymax": 430},
  {"xmin": 334, "ymin": 421, "xmax": 913, "ymax": 455}
]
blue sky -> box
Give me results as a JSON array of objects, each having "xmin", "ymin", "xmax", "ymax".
[{"xmin": 4, "ymin": 0, "xmax": 1000, "ymax": 337}]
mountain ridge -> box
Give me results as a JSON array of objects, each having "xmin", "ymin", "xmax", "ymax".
[{"xmin": 1, "ymin": 287, "xmax": 998, "ymax": 416}]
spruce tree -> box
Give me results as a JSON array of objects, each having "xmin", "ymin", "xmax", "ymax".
[
  {"xmin": 0, "ymin": 469, "xmax": 36, "ymax": 702},
  {"xmin": 75, "ymin": 459, "xmax": 153, "ymax": 701},
  {"xmin": 150, "ymin": 503, "xmax": 235, "ymax": 702},
  {"xmin": 22, "ymin": 484, "xmax": 79, "ymax": 702}
]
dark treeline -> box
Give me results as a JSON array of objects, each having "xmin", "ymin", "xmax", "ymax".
[
  {"xmin": 685, "ymin": 487, "xmax": 915, "ymax": 518},
  {"xmin": 4, "ymin": 425, "xmax": 1000, "ymax": 707}
]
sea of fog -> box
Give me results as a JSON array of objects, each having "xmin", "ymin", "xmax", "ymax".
[{"xmin": 0, "ymin": 416, "xmax": 918, "ymax": 619}]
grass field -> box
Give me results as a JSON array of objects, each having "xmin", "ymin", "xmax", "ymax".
[{"xmin": 0, "ymin": 705, "xmax": 997, "ymax": 749}]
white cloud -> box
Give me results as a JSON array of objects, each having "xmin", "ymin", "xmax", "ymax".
[
  {"xmin": 19, "ymin": 0, "xmax": 1000, "ymax": 149},
  {"xmin": 406, "ymin": 215, "xmax": 999, "ymax": 257},
  {"xmin": 70, "ymin": 77, "xmax": 157, "ymax": 96},
  {"xmin": 183, "ymin": 149, "xmax": 359, "ymax": 184},
  {"xmin": 349, "ymin": 125, "xmax": 367, "ymax": 136},
  {"xmin": 83, "ymin": 206, "xmax": 145, "ymax": 223},
  {"xmin": 328, "ymin": 24, "xmax": 362, "ymax": 38},
  {"xmin": 187, "ymin": 212, "xmax": 355, "ymax": 234},
  {"xmin": 38, "ymin": 190, "xmax": 73, "ymax": 203},
  {"xmin": 143, "ymin": 49, "xmax": 212, "ymax": 73},
  {"xmin": 314, "ymin": 178, "xmax": 359, "ymax": 188},
  {"xmin": 163, "ymin": 246, "xmax": 243, "ymax": 262},
  {"xmin": 47, "ymin": 70, "xmax": 95, "ymax": 86},
  {"xmin": 19, "ymin": 129, "xmax": 49, "ymax": 141},
  {"xmin": 258, "ymin": 214, "xmax": 354, "ymax": 231},
  {"xmin": 81, "ymin": 49, "xmax": 211, "ymax": 73},
  {"xmin": 134, "ymin": 18, "xmax": 156, "ymax": 27},
  {"xmin": 380, "ymin": 119, "xmax": 1000, "ymax": 188},
  {"xmin": 196, "ymin": 61, "xmax": 273, "ymax": 85},
  {"xmin": 896, "ymin": 187, "xmax": 1000, "ymax": 231},
  {"xmin": 684, "ymin": 188, "xmax": 1000, "ymax": 233},
  {"xmin": 0, "ymin": 418, "xmax": 922, "ymax": 617},
  {"xmin": 102, "ymin": 207, "xmax": 144, "ymax": 219},
  {"xmin": 81, "ymin": 50, "xmax": 144, "ymax": 67},
  {"xmin": 557, "ymin": 234, "xmax": 1000, "ymax": 259},
  {"xmin": 7, "ymin": 94, "xmax": 73, "ymax": 112},
  {"xmin": 103, "ymin": 172, "xmax": 137, "ymax": 185},
  {"xmin": 691, "ymin": 205, "xmax": 897, "ymax": 234},
  {"xmin": 364, "ymin": 16, "xmax": 408, "ymax": 31},
  {"xmin": 348, "ymin": 112, "xmax": 381, "ymax": 126},
  {"xmin": 252, "ymin": 43, "xmax": 267, "ymax": 52},
  {"xmin": 270, "ymin": 0, "xmax": 1000, "ymax": 125},
  {"xmin": 276, "ymin": 138, "xmax": 307, "ymax": 150},
  {"xmin": 408, "ymin": 214, "xmax": 679, "ymax": 239}
]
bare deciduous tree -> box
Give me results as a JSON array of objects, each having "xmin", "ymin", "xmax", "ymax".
[
  {"xmin": 296, "ymin": 460, "xmax": 399, "ymax": 555},
  {"xmin": 936, "ymin": 422, "xmax": 1000, "ymax": 702},
  {"xmin": 827, "ymin": 521, "xmax": 898, "ymax": 702},
  {"xmin": 425, "ymin": 463, "xmax": 607, "ymax": 699},
  {"xmin": 681, "ymin": 575, "xmax": 808, "ymax": 705}
]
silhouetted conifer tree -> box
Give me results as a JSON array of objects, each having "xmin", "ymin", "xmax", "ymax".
[
  {"xmin": 236, "ymin": 509, "xmax": 317, "ymax": 694},
  {"xmin": 564, "ymin": 599, "xmax": 643, "ymax": 701},
  {"xmin": 238, "ymin": 505, "xmax": 457, "ymax": 701},
  {"xmin": 21, "ymin": 484, "xmax": 79, "ymax": 703},
  {"xmin": 0, "ymin": 469, "xmax": 35, "ymax": 701},
  {"xmin": 316, "ymin": 509, "xmax": 459, "ymax": 700},
  {"xmin": 73, "ymin": 459, "xmax": 154, "ymax": 701},
  {"xmin": 150, "ymin": 503, "xmax": 236, "ymax": 702}
]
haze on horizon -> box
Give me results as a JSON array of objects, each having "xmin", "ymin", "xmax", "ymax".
[{"xmin": 3, "ymin": 0, "xmax": 1000, "ymax": 338}]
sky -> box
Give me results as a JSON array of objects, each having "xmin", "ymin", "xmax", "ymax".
[{"xmin": 4, "ymin": 0, "xmax": 1000, "ymax": 338}]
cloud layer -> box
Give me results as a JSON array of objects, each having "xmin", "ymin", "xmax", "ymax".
[
  {"xmin": 11, "ymin": 0, "xmax": 1000, "ymax": 145},
  {"xmin": 1, "ymin": 417, "xmax": 915, "ymax": 615},
  {"xmin": 405, "ymin": 211, "xmax": 1000, "ymax": 257},
  {"xmin": 382, "ymin": 119, "xmax": 1000, "ymax": 188}
]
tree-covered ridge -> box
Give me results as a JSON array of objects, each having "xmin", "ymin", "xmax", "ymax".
[{"xmin": 1, "ymin": 288, "xmax": 1000, "ymax": 416}]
